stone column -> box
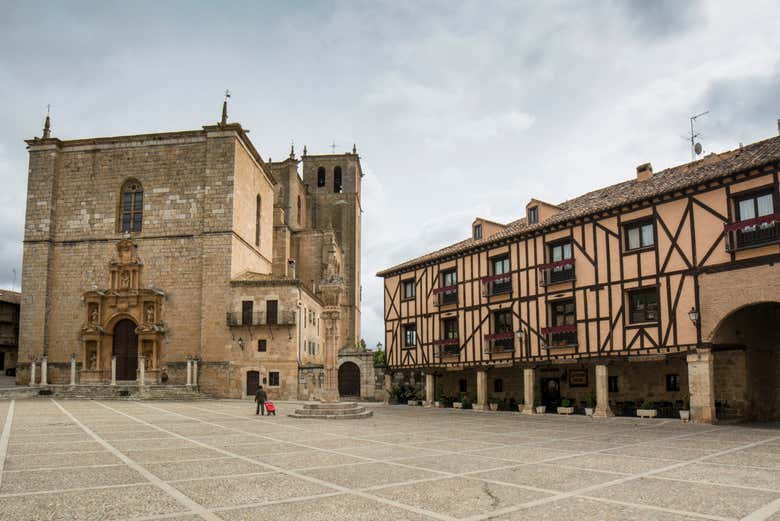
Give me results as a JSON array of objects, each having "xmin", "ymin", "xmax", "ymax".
[
  {"xmin": 424, "ymin": 373, "xmax": 435, "ymax": 407},
  {"xmin": 29, "ymin": 360, "xmax": 36, "ymax": 386},
  {"xmin": 687, "ymin": 349, "xmax": 716, "ymax": 423},
  {"xmin": 110, "ymin": 356, "xmax": 117, "ymax": 386},
  {"xmin": 384, "ymin": 372, "xmax": 393, "ymax": 404},
  {"xmin": 138, "ymin": 356, "xmax": 145, "ymax": 386},
  {"xmin": 192, "ymin": 359, "xmax": 199, "ymax": 387},
  {"xmin": 475, "ymin": 370, "xmax": 488, "ymax": 411},
  {"xmin": 522, "ymin": 367, "xmax": 536, "ymax": 414},
  {"xmin": 186, "ymin": 359, "xmax": 192, "ymax": 387},
  {"xmin": 70, "ymin": 355, "xmax": 77, "ymax": 387},
  {"xmin": 593, "ymin": 364, "xmax": 614, "ymax": 418},
  {"xmin": 40, "ymin": 356, "xmax": 48, "ymax": 386}
]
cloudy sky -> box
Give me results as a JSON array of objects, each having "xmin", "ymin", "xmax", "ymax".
[{"xmin": 1, "ymin": 1, "xmax": 779, "ymax": 348}]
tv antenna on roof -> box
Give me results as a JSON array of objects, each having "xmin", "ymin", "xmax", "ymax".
[
  {"xmin": 329, "ymin": 140, "xmax": 337, "ymax": 154},
  {"xmin": 689, "ymin": 110, "xmax": 709, "ymax": 161}
]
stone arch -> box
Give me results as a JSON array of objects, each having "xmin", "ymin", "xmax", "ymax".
[
  {"xmin": 709, "ymin": 301, "xmax": 780, "ymax": 421},
  {"xmin": 337, "ymin": 351, "xmax": 377, "ymax": 400}
]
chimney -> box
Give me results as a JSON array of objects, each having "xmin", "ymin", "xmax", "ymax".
[
  {"xmin": 287, "ymin": 259, "xmax": 296, "ymax": 279},
  {"xmin": 777, "ymin": 118, "xmax": 780, "ymax": 136},
  {"xmin": 636, "ymin": 162, "xmax": 653, "ymax": 182}
]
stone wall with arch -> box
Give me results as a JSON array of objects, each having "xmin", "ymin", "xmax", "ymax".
[{"xmin": 337, "ymin": 349, "xmax": 379, "ymax": 400}]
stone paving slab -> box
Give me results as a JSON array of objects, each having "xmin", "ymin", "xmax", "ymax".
[{"xmin": 0, "ymin": 399, "xmax": 779, "ymax": 521}]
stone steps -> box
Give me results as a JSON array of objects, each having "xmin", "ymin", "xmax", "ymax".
[
  {"xmin": 288, "ymin": 402, "xmax": 373, "ymax": 420},
  {"xmin": 0, "ymin": 384, "xmax": 210, "ymax": 401}
]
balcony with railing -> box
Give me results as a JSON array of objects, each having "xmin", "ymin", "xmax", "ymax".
[
  {"xmin": 538, "ymin": 259, "xmax": 575, "ymax": 286},
  {"xmin": 432, "ymin": 285, "xmax": 458, "ymax": 306},
  {"xmin": 226, "ymin": 311, "xmax": 297, "ymax": 327},
  {"xmin": 433, "ymin": 338, "xmax": 460, "ymax": 357},
  {"xmin": 481, "ymin": 274, "xmax": 512, "ymax": 297},
  {"xmin": 483, "ymin": 332, "xmax": 515, "ymax": 354},
  {"xmin": 724, "ymin": 213, "xmax": 780, "ymax": 251},
  {"xmin": 541, "ymin": 324, "xmax": 578, "ymax": 348}
]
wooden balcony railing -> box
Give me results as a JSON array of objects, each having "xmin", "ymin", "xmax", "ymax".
[
  {"xmin": 481, "ymin": 274, "xmax": 512, "ymax": 296},
  {"xmin": 724, "ymin": 214, "xmax": 780, "ymax": 251},
  {"xmin": 538, "ymin": 259, "xmax": 575, "ymax": 285},
  {"xmin": 484, "ymin": 332, "xmax": 514, "ymax": 353},
  {"xmin": 432, "ymin": 285, "xmax": 458, "ymax": 306},
  {"xmin": 433, "ymin": 338, "xmax": 460, "ymax": 357},
  {"xmin": 541, "ymin": 324, "xmax": 578, "ymax": 348}
]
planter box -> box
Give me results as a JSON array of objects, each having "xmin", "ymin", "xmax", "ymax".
[
  {"xmin": 679, "ymin": 410, "xmax": 690, "ymax": 422},
  {"xmin": 453, "ymin": 402, "xmax": 463, "ymax": 409},
  {"xmin": 535, "ymin": 405, "xmax": 547, "ymax": 414},
  {"xmin": 584, "ymin": 407, "xmax": 594, "ymax": 417},
  {"xmin": 407, "ymin": 400, "xmax": 419, "ymax": 406},
  {"xmin": 489, "ymin": 403, "xmax": 499, "ymax": 411},
  {"xmin": 557, "ymin": 406, "xmax": 574, "ymax": 415},
  {"xmin": 434, "ymin": 401, "xmax": 442, "ymax": 408},
  {"xmin": 637, "ymin": 408, "xmax": 657, "ymax": 418}
]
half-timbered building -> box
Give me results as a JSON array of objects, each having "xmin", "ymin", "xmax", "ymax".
[{"xmin": 378, "ymin": 127, "xmax": 780, "ymax": 423}]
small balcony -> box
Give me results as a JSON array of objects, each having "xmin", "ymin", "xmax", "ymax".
[
  {"xmin": 483, "ymin": 332, "xmax": 515, "ymax": 354},
  {"xmin": 541, "ymin": 324, "xmax": 578, "ymax": 348},
  {"xmin": 538, "ymin": 259, "xmax": 575, "ymax": 286},
  {"xmin": 481, "ymin": 274, "xmax": 512, "ymax": 296},
  {"xmin": 724, "ymin": 214, "xmax": 780, "ymax": 251},
  {"xmin": 432, "ymin": 285, "xmax": 458, "ymax": 306},
  {"xmin": 433, "ymin": 338, "xmax": 460, "ymax": 357},
  {"xmin": 226, "ymin": 311, "xmax": 296, "ymax": 327}
]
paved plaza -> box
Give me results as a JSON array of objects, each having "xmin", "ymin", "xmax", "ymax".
[{"xmin": 0, "ymin": 400, "xmax": 778, "ymax": 521}]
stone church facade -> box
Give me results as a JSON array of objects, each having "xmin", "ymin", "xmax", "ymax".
[{"xmin": 17, "ymin": 109, "xmax": 362, "ymax": 400}]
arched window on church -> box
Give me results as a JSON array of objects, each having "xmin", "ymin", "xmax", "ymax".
[
  {"xmin": 334, "ymin": 166, "xmax": 343, "ymax": 193},
  {"xmin": 317, "ymin": 167, "xmax": 326, "ymax": 187},
  {"xmin": 297, "ymin": 195, "xmax": 302, "ymax": 225},
  {"xmin": 255, "ymin": 195, "xmax": 261, "ymax": 247},
  {"xmin": 120, "ymin": 179, "xmax": 143, "ymax": 233}
]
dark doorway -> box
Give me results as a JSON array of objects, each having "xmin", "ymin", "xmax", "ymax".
[
  {"xmin": 266, "ymin": 300, "xmax": 278, "ymax": 325},
  {"xmin": 541, "ymin": 378, "xmax": 561, "ymax": 410},
  {"xmin": 112, "ymin": 319, "xmax": 138, "ymax": 381},
  {"xmin": 246, "ymin": 370, "xmax": 260, "ymax": 396},
  {"xmin": 242, "ymin": 301, "xmax": 253, "ymax": 326},
  {"xmin": 338, "ymin": 362, "xmax": 360, "ymax": 397},
  {"xmin": 0, "ymin": 353, "xmax": 4, "ymax": 371}
]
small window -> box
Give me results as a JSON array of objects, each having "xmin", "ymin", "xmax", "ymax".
[
  {"xmin": 547, "ymin": 241, "xmax": 574, "ymax": 284},
  {"xmin": 404, "ymin": 324, "xmax": 417, "ymax": 347},
  {"xmin": 443, "ymin": 317, "xmax": 458, "ymax": 340},
  {"xmin": 489, "ymin": 255, "xmax": 511, "ymax": 294},
  {"xmin": 258, "ymin": 339, "xmax": 267, "ymax": 352},
  {"xmin": 402, "ymin": 279, "xmax": 416, "ymax": 300},
  {"xmin": 491, "ymin": 310, "xmax": 514, "ymax": 352},
  {"xmin": 473, "ymin": 224, "xmax": 482, "ymax": 240},
  {"xmin": 459, "ymin": 378, "xmax": 467, "ymax": 393},
  {"xmin": 548, "ymin": 299, "xmax": 576, "ymax": 347},
  {"xmin": 733, "ymin": 188, "xmax": 777, "ymax": 248},
  {"xmin": 625, "ymin": 219, "xmax": 654, "ymax": 251},
  {"xmin": 334, "ymin": 166, "xmax": 343, "ymax": 193},
  {"xmin": 255, "ymin": 195, "xmax": 261, "ymax": 247},
  {"xmin": 666, "ymin": 374, "xmax": 680, "ymax": 392},
  {"xmin": 608, "ymin": 376, "xmax": 619, "ymax": 393},
  {"xmin": 493, "ymin": 378, "xmax": 503, "ymax": 393},
  {"xmin": 528, "ymin": 206, "xmax": 538, "ymax": 224},
  {"xmin": 269, "ymin": 371, "xmax": 280, "ymax": 387},
  {"xmin": 439, "ymin": 269, "xmax": 458, "ymax": 305},
  {"xmin": 120, "ymin": 180, "xmax": 143, "ymax": 233},
  {"xmin": 317, "ymin": 167, "xmax": 326, "ymax": 187},
  {"xmin": 628, "ymin": 287, "xmax": 659, "ymax": 324}
]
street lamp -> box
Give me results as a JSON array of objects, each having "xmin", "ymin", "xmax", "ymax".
[
  {"xmin": 688, "ymin": 307, "xmax": 700, "ymax": 325},
  {"xmin": 515, "ymin": 329, "xmax": 525, "ymax": 340}
]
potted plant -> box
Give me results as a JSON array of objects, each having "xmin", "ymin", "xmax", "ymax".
[
  {"xmin": 679, "ymin": 396, "xmax": 690, "ymax": 422},
  {"xmin": 461, "ymin": 396, "xmax": 473, "ymax": 409},
  {"xmin": 534, "ymin": 396, "xmax": 546, "ymax": 414},
  {"xmin": 637, "ymin": 400, "xmax": 657, "ymax": 418},
  {"xmin": 557, "ymin": 398, "xmax": 574, "ymax": 415},
  {"xmin": 584, "ymin": 394, "xmax": 596, "ymax": 416},
  {"xmin": 386, "ymin": 385, "xmax": 400, "ymax": 405},
  {"xmin": 442, "ymin": 395, "xmax": 454, "ymax": 408},
  {"xmin": 488, "ymin": 396, "xmax": 500, "ymax": 411},
  {"xmin": 453, "ymin": 394, "xmax": 464, "ymax": 409}
]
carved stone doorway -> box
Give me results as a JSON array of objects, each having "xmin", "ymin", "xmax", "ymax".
[{"xmin": 113, "ymin": 319, "xmax": 138, "ymax": 381}]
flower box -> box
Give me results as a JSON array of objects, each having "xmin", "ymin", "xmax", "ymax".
[
  {"xmin": 585, "ymin": 407, "xmax": 594, "ymax": 417},
  {"xmin": 453, "ymin": 402, "xmax": 463, "ymax": 409},
  {"xmin": 407, "ymin": 400, "xmax": 419, "ymax": 406},
  {"xmin": 557, "ymin": 406, "xmax": 574, "ymax": 415},
  {"xmin": 679, "ymin": 410, "xmax": 690, "ymax": 422},
  {"xmin": 637, "ymin": 408, "xmax": 657, "ymax": 418},
  {"xmin": 535, "ymin": 405, "xmax": 547, "ymax": 414},
  {"xmin": 489, "ymin": 403, "xmax": 499, "ymax": 411}
]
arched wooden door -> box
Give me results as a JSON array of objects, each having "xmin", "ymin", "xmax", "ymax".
[
  {"xmin": 246, "ymin": 371, "xmax": 260, "ymax": 397},
  {"xmin": 112, "ymin": 319, "xmax": 138, "ymax": 381},
  {"xmin": 338, "ymin": 362, "xmax": 360, "ymax": 397}
]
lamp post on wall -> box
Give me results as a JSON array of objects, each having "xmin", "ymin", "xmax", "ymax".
[{"xmin": 688, "ymin": 307, "xmax": 700, "ymax": 325}]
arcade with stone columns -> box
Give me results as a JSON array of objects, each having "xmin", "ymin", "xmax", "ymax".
[{"xmin": 380, "ymin": 126, "xmax": 780, "ymax": 422}]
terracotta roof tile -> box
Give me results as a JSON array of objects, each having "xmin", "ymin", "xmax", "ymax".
[{"xmin": 377, "ymin": 134, "xmax": 780, "ymax": 276}]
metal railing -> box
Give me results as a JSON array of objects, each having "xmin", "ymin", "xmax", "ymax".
[
  {"xmin": 538, "ymin": 259, "xmax": 576, "ymax": 286},
  {"xmin": 724, "ymin": 217, "xmax": 779, "ymax": 251},
  {"xmin": 226, "ymin": 311, "xmax": 296, "ymax": 327}
]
